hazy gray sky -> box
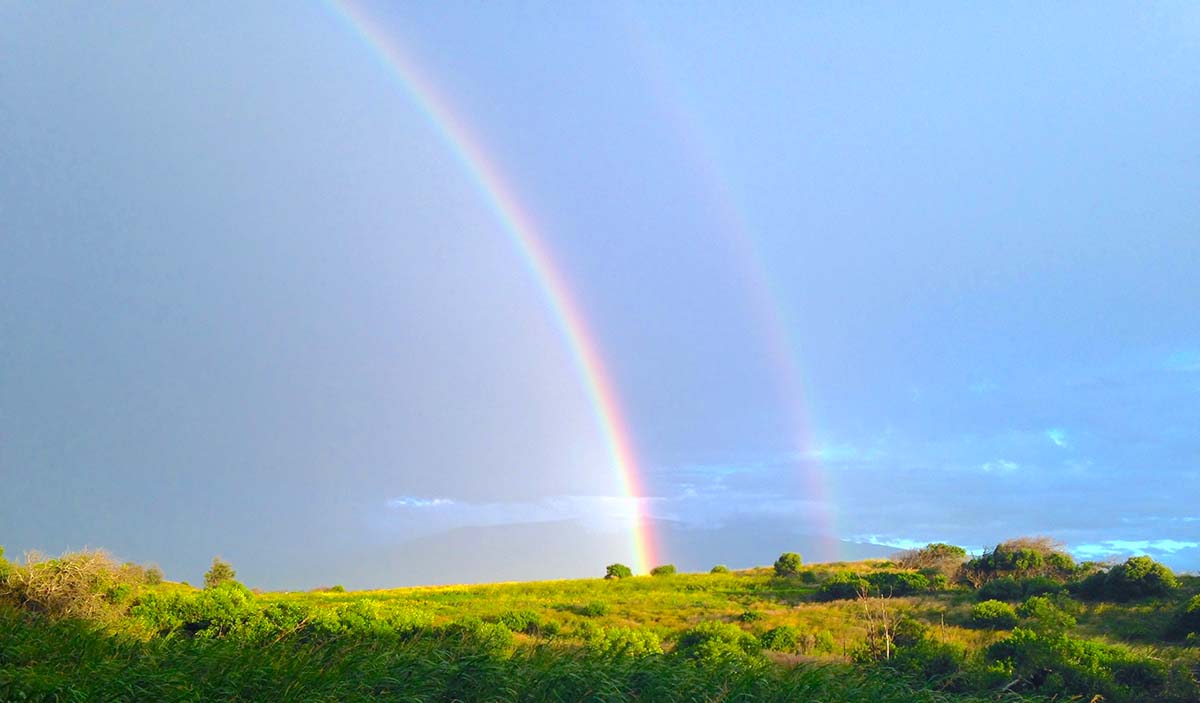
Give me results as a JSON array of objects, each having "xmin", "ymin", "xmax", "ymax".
[{"xmin": 2, "ymin": 2, "xmax": 1198, "ymax": 588}]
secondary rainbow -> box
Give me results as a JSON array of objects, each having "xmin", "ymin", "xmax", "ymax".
[
  {"xmin": 327, "ymin": 1, "xmax": 657, "ymax": 574},
  {"xmin": 621, "ymin": 14, "xmax": 840, "ymax": 555}
]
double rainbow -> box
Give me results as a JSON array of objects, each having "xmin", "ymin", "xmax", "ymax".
[{"xmin": 328, "ymin": 2, "xmax": 657, "ymax": 574}]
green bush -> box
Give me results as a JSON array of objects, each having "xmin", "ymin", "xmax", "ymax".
[
  {"xmin": 495, "ymin": 609, "xmax": 541, "ymax": 634},
  {"xmin": 971, "ymin": 600, "xmax": 1019, "ymax": 629},
  {"xmin": 737, "ymin": 610, "xmax": 762, "ymax": 623},
  {"xmin": 674, "ymin": 621, "xmax": 761, "ymax": 663},
  {"xmin": 759, "ymin": 625, "xmax": 801, "ymax": 653},
  {"xmin": 203, "ymin": 558, "xmax": 237, "ymax": 589},
  {"xmin": 584, "ymin": 625, "xmax": 662, "ymax": 657},
  {"xmin": 1017, "ymin": 595, "xmax": 1076, "ymax": 636},
  {"xmin": 773, "ymin": 552, "xmax": 803, "ymax": 577},
  {"xmin": 569, "ymin": 600, "xmax": 610, "ymax": 617},
  {"xmin": 709, "ymin": 564, "xmax": 729, "ymax": 574},
  {"xmin": 1172, "ymin": 594, "xmax": 1200, "ymax": 639},
  {"xmin": 865, "ymin": 571, "xmax": 930, "ymax": 596},
  {"xmin": 816, "ymin": 572, "xmax": 867, "ymax": 601},
  {"xmin": 976, "ymin": 576, "xmax": 1023, "ymax": 601},
  {"xmin": 604, "ymin": 563, "xmax": 632, "ymax": 580},
  {"xmin": 1102, "ymin": 556, "xmax": 1178, "ymax": 601},
  {"xmin": 650, "ymin": 564, "xmax": 677, "ymax": 577}
]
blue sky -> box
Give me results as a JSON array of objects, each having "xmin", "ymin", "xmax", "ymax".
[{"xmin": 1, "ymin": 2, "xmax": 1198, "ymax": 588}]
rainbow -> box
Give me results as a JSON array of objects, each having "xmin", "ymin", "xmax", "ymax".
[
  {"xmin": 326, "ymin": 2, "xmax": 657, "ymax": 574},
  {"xmin": 620, "ymin": 14, "xmax": 840, "ymax": 555}
]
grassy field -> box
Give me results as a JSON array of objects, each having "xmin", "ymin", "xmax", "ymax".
[{"xmin": 2, "ymin": 546, "xmax": 1199, "ymax": 702}]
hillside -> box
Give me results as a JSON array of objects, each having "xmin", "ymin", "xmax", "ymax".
[{"xmin": 2, "ymin": 541, "xmax": 1199, "ymax": 702}]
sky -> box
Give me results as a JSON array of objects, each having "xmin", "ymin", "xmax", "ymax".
[{"xmin": 1, "ymin": 2, "xmax": 1198, "ymax": 589}]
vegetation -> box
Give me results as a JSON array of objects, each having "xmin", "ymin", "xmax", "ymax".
[
  {"xmin": 773, "ymin": 552, "xmax": 802, "ymax": 577},
  {"xmin": 0, "ymin": 538, "xmax": 1197, "ymax": 702},
  {"xmin": 605, "ymin": 562, "xmax": 633, "ymax": 580},
  {"xmin": 203, "ymin": 557, "xmax": 237, "ymax": 589},
  {"xmin": 650, "ymin": 564, "xmax": 677, "ymax": 577}
]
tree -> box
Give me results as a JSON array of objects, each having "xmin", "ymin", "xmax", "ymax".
[
  {"xmin": 1102, "ymin": 556, "xmax": 1177, "ymax": 601},
  {"xmin": 204, "ymin": 557, "xmax": 237, "ymax": 589},
  {"xmin": 710, "ymin": 564, "xmax": 729, "ymax": 574},
  {"xmin": 773, "ymin": 552, "xmax": 803, "ymax": 577},
  {"xmin": 604, "ymin": 563, "xmax": 632, "ymax": 580},
  {"xmin": 649, "ymin": 564, "xmax": 676, "ymax": 576}
]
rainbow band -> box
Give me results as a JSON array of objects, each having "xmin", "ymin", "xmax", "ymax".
[{"xmin": 327, "ymin": 1, "xmax": 656, "ymax": 575}]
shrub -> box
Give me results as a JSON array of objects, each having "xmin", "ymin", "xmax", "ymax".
[
  {"xmin": 584, "ymin": 625, "xmax": 662, "ymax": 657},
  {"xmin": 571, "ymin": 601, "xmax": 610, "ymax": 617},
  {"xmin": 977, "ymin": 576, "xmax": 1023, "ymax": 601},
  {"xmin": 1, "ymin": 549, "xmax": 144, "ymax": 621},
  {"xmin": 760, "ymin": 625, "xmax": 801, "ymax": 653},
  {"xmin": 674, "ymin": 621, "xmax": 761, "ymax": 663},
  {"xmin": 326, "ymin": 584, "xmax": 346, "ymax": 593},
  {"xmin": 813, "ymin": 629, "xmax": 837, "ymax": 654},
  {"xmin": 1102, "ymin": 556, "xmax": 1177, "ymax": 601},
  {"xmin": 143, "ymin": 566, "xmax": 164, "ymax": 586},
  {"xmin": 893, "ymin": 543, "xmax": 968, "ymax": 575},
  {"xmin": 971, "ymin": 600, "xmax": 1019, "ymax": 629},
  {"xmin": 737, "ymin": 610, "xmax": 762, "ymax": 623},
  {"xmin": 1017, "ymin": 595, "xmax": 1076, "ymax": 636},
  {"xmin": 1171, "ymin": 595, "xmax": 1200, "ymax": 639},
  {"xmin": 709, "ymin": 564, "xmax": 729, "ymax": 574},
  {"xmin": 816, "ymin": 572, "xmax": 868, "ymax": 601},
  {"xmin": 650, "ymin": 564, "xmax": 676, "ymax": 577},
  {"xmin": 865, "ymin": 571, "xmax": 930, "ymax": 596},
  {"xmin": 495, "ymin": 609, "xmax": 541, "ymax": 634},
  {"xmin": 204, "ymin": 558, "xmax": 237, "ymax": 589},
  {"xmin": 773, "ymin": 552, "xmax": 803, "ymax": 577},
  {"xmin": 443, "ymin": 616, "xmax": 514, "ymax": 655},
  {"xmin": 604, "ymin": 563, "xmax": 632, "ymax": 580},
  {"xmin": 961, "ymin": 537, "xmax": 1075, "ymax": 587}
]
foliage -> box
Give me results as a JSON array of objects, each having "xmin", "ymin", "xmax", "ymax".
[
  {"xmin": 817, "ymin": 572, "xmax": 868, "ymax": 601},
  {"xmin": 1017, "ymin": 595, "xmax": 1077, "ymax": 636},
  {"xmin": 1074, "ymin": 556, "xmax": 1179, "ymax": 602},
  {"xmin": 1171, "ymin": 595, "xmax": 1200, "ymax": 640},
  {"xmin": 203, "ymin": 558, "xmax": 237, "ymax": 589},
  {"xmin": 977, "ymin": 576, "xmax": 1023, "ymax": 601},
  {"xmin": 971, "ymin": 600, "xmax": 1019, "ymax": 629},
  {"xmin": 773, "ymin": 552, "xmax": 803, "ymax": 577},
  {"xmin": 894, "ymin": 543, "xmax": 968, "ymax": 576},
  {"xmin": 710, "ymin": 564, "xmax": 729, "ymax": 574},
  {"xmin": 961, "ymin": 537, "xmax": 1075, "ymax": 587},
  {"xmin": 650, "ymin": 564, "xmax": 677, "ymax": 577},
  {"xmin": 583, "ymin": 625, "xmax": 663, "ymax": 657},
  {"xmin": 865, "ymin": 571, "xmax": 930, "ymax": 596},
  {"xmin": 605, "ymin": 563, "xmax": 633, "ymax": 580},
  {"xmin": 0, "ymin": 549, "xmax": 146, "ymax": 621},
  {"xmin": 674, "ymin": 621, "xmax": 761, "ymax": 663},
  {"xmin": 760, "ymin": 625, "xmax": 802, "ymax": 653}
]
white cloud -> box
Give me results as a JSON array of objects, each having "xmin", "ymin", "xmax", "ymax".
[
  {"xmin": 386, "ymin": 497, "xmax": 455, "ymax": 509},
  {"xmin": 1071, "ymin": 539, "xmax": 1200, "ymax": 560},
  {"xmin": 1046, "ymin": 429, "xmax": 1069, "ymax": 448},
  {"xmin": 981, "ymin": 459, "xmax": 1020, "ymax": 473}
]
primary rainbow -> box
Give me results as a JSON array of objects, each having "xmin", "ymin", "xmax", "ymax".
[{"xmin": 327, "ymin": 1, "xmax": 657, "ymax": 575}]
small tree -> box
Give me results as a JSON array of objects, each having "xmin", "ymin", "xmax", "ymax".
[
  {"xmin": 204, "ymin": 557, "xmax": 237, "ymax": 589},
  {"xmin": 650, "ymin": 564, "xmax": 676, "ymax": 577},
  {"xmin": 773, "ymin": 552, "xmax": 803, "ymax": 577},
  {"xmin": 710, "ymin": 564, "xmax": 729, "ymax": 574},
  {"xmin": 605, "ymin": 563, "xmax": 633, "ymax": 580},
  {"xmin": 971, "ymin": 600, "xmax": 1019, "ymax": 629}
]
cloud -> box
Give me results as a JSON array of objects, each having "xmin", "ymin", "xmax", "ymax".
[
  {"xmin": 386, "ymin": 496, "xmax": 455, "ymax": 509},
  {"xmin": 1045, "ymin": 429, "xmax": 1069, "ymax": 448},
  {"xmin": 1071, "ymin": 539, "xmax": 1200, "ymax": 560},
  {"xmin": 980, "ymin": 459, "xmax": 1020, "ymax": 474}
]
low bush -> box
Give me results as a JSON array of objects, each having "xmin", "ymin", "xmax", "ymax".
[
  {"xmin": 971, "ymin": 600, "xmax": 1018, "ymax": 629},
  {"xmin": 759, "ymin": 625, "xmax": 801, "ymax": 653},
  {"xmin": 584, "ymin": 625, "xmax": 662, "ymax": 657},
  {"xmin": 650, "ymin": 564, "xmax": 677, "ymax": 577},
  {"xmin": 816, "ymin": 572, "xmax": 868, "ymax": 601},
  {"xmin": 674, "ymin": 621, "xmax": 761, "ymax": 663},
  {"xmin": 976, "ymin": 576, "xmax": 1022, "ymax": 602},
  {"xmin": 709, "ymin": 564, "xmax": 729, "ymax": 574}
]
